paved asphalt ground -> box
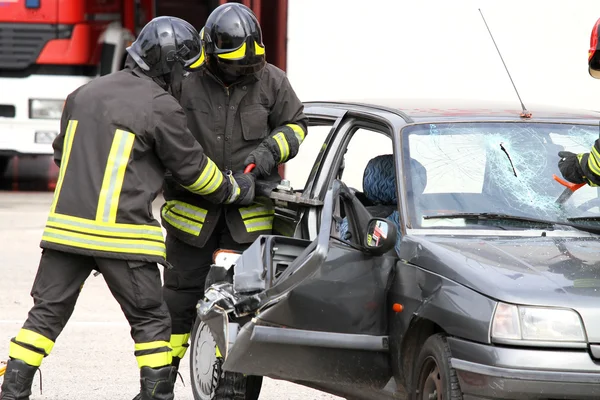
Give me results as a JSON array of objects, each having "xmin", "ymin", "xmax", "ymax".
[{"xmin": 0, "ymin": 192, "xmax": 343, "ymax": 400}]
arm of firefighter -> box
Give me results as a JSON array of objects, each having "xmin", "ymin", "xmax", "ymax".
[
  {"xmin": 153, "ymin": 108, "xmax": 234, "ymax": 204},
  {"xmin": 580, "ymin": 139, "xmax": 600, "ymax": 187},
  {"xmin": 266, "ymin": 75, "xmax": 309, "ymax": 163},
  {"xmin": 52, "ymin": 96, "xmax": 73, "ymax": 168}
]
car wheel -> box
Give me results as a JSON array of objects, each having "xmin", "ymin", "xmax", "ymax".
[
  {"xmin": 189, "ymin": 317, "xmax": 262, "ymax": 400},
  {"xmin": 412, "ymin": 333, "xmax": 463, "ymax": 400}
]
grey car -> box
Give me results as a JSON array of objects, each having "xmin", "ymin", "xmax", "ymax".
[{"xmin": 189, "ymin": 99, "xmax": 600, "ymax": 400}]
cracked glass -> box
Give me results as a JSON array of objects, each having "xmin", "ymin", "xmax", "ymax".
[{"xmin": 402, "ymin": 122, "xmax": 600, "ymax": 229}]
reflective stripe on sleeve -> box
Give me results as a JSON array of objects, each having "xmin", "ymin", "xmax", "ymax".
[
  {"xmin": 184, "ymin": 158, "xmax": 224, "ymax": 195},
  {"xmin": 50, "ymin": 120, "xmax": 78, "ymax": 214}
]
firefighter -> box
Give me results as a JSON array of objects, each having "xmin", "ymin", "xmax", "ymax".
[
  {"xmin": 558, "ymin": 17, "xmax": 600, "ymax": 185},
  {"xmin": 0, "ymin": 16, "xmax": 255, "ymax": 400},
  {"xmin": 159, "ymin": 2, "xmax": 308, "ymax": 391}
]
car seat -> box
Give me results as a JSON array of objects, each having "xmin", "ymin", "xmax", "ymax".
[{"xmin": 338, "ymin": 154, "xmax": 427, "ymax": 253}]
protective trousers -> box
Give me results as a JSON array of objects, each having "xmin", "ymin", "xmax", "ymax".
[
  {"xmin": 7, "ymin": 249, "xmax": 172, "ymax": 370},
  {"xmin": 163, "ymin": 214, "xmax": 248, "ymax": 362}
]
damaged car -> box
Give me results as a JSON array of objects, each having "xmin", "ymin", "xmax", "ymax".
[{"xmin": 188, "ymin": 99, "xmax": 600, "ymax": 400}]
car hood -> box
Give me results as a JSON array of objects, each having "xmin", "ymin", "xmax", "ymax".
[{"xmin": 400, "ymin": 234, "xmax": 600, "ymax": 342}]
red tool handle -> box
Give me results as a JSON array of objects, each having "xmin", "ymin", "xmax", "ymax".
[
  {"xmin": 553, "ymin": 174, "xmax": 586, "ymax": 192},
  {"xmin": 244, "ymin": 163, "xmax": 256, "ymax": 174}
]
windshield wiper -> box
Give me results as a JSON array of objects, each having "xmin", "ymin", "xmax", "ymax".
[
  {"xmin": 423, "ymin": 212, "xmax": 555, "ymax": 226},
  {"xmin": 567, "ymin": 216, "xmax": 600, "ymax": 222},
  {"xmin": 422, "ymin": 212, "xmax": 600, "ymax": 234}
]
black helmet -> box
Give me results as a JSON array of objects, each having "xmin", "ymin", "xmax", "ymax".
[
  {"xmin": 202, "ymin": 3, "xmax": 266, "ymax": 82},
  {"xmin": 589, "ymin": 17, "xmax": 600, "ymax": 79},
  {"xmin": 126, "ymin": 16, "xmax": 205, "ymax": 78}
]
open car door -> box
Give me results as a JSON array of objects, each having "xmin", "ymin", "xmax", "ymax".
[{"xmin": 198, "ymin": 179, "xmax": 399, "ymax": 396}]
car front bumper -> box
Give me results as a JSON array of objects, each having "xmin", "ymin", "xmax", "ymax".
[{"xmin": 447, "ymin": 337, "xmax": 600, "ymax": 400}]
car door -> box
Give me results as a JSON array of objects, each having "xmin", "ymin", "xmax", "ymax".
[{"xmin": 220, "ymin": 111, "xmax": 401, "ymax": 393}]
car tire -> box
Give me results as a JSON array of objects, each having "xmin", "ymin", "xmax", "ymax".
[
  {"xmin": 189, "ymin": 317, "xmax": 262, "ymax": 400},
  {"xmin": 411, "ymin": 333, "xmax": 463, "ymax": 400}
]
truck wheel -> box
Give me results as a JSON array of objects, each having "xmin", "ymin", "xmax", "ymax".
[
  {"xmin": 411, "ymin": 333, "xmax": 463, "ymax": 400},
  {"xmin": 190, "ymin": 317, "xmax": 262, "ymax": 400}
]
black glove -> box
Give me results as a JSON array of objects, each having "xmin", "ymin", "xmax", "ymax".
[
  {"xmin": 225, "ymin": 171, "xmax": 256, "ymax": 206},
  {"xmin": 244, "ymin": 143, "xmax": 277, "ymax": 178},
  {"xmin": 558, "ymin": 151, "xmax": 587, "ymax": 184}
]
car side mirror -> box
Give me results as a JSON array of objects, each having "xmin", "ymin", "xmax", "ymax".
[{"xmin": 364, "ymin": 218, "xmax": 397, "ymax": 256}]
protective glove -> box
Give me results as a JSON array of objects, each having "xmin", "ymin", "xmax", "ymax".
[
  {"xmin": 243, "ymin": 143, "xmax": 277, "ymax": 179},
  {"xmin": 558, "ymin": 151, "xmax": 588, "ymax": 185},
  {"xmin": 225, "ymin": 171, "xmax": 256, "ymax": 206}
]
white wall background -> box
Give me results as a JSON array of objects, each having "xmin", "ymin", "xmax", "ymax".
[{"xmin": 287, "ymin": 0, "xmax": 600, "ymax": 110}]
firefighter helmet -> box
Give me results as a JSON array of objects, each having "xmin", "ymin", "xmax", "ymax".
[
  {"xmin": 126, "ymin": 16, "xmax": 205, "ymax": 78},
  {"xmin": 202, "ymin": 3, "xmax": 266, "ymax": 81},
  {"xmin": 589, "ymin": 17, "xmax": 600, "ymax": 79}
]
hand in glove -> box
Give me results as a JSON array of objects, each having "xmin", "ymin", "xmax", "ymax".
[
  {"xmin": 558, "ymin": 151, "xmax": 588, "ymax": 185},
  {"xmin": 244, "ymin": 143, "xmax": 277, "ymax": 179},
  {"xmin": 225, "ymin": 171, "xmax": 256, "ymax": 206}
]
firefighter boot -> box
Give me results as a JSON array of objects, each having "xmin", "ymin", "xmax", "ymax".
[
  {"xmin": 0, "ymin": 359, "xmax": 38, "ymax": 400},
  {"xmin": 135, "ymin": 365, "xmax": 177, "ymax": 400}
]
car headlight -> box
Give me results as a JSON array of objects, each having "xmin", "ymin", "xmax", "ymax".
[
  {"xmin": 491, "ymin": 302, "xmax": 586, "ymax": 343},
  {"xmin": 29, "ymin": 99, "xmax": 64, "ymax": 119}
]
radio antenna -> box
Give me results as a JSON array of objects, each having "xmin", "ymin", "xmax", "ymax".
[{"xmin": 479, "ymin": 8, "xmax": 531, "ymax": 118}]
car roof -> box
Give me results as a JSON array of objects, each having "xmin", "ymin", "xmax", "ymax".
[{"xmin": 304, "ymin": 98, "xmax": 600, "ymax": 123}]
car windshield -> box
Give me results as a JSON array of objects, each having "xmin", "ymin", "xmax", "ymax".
[{"xmin": 402, "ymin": 121, "xmax": 600, "ymax": 230}]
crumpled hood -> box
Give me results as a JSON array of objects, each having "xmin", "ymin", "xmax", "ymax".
[{"xmin": 400, "ymin": 233, "xmax": 600, "ymax": 341}]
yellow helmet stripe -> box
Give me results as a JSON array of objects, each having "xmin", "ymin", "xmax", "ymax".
[
  {"xmin": 255, "ymin": 41, "xmax": 265, "ymax": 55},
  {"xmin": 188, "ymin": 47, "xmax": 205, "ymax": 69},
  {"xmin": 217, "ymin": 42, "xmax": 247, "ymax": 60}
]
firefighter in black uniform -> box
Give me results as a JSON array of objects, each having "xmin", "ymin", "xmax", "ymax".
[
  {"xmin": 558, "ymin": 17, "xmax": 600, "ymax": 185},
  {"xmin": 159, "ymin": 2, "xmax": 308, "ymax": 393},
  {"xmin": 0, "ymin": 16, "xmax": 255, "ymax": 400}
]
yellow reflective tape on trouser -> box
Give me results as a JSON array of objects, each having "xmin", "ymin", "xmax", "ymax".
[
  {"xmin": 96, "ymin": 130, "xmax": 136, "ymax": 222},
  {"xmin": 50, "ymin": 120, "xmax": 78, "ymax": 214},
  {"xmin": 42, "ymin": 227, "xmax": 166, "ymax": 257},
  {"xmin": 273, "ymin": 132, "xmax": 290, "ymax": 163},
  {"xmin": 286, "ymin": 123, "xmax": 305, "ymax": 144},
  {"xmin": 169, "ymin": 333, "xmax": 191, "ymax": 358},
  {"xmin": 239, "ymin": 203, "xmax": 274, "ymax": 233},
  {"xmin": 135, "ymin": 341, "xmax": 172, "ymax": 368},
  {"xmin": 15, "ymin": 329, "xmax": 54, "ymax": 355},
  {"xmin": 9, "ymin": 342, "xmax": 45, "ymax": 367},
  {"xmin": 161, "ymin": 201, "xmax": 206, "ymax": 236},
  {"xmin": 184, "ymin": 158, "xmax": 224, "ymax": 195}
]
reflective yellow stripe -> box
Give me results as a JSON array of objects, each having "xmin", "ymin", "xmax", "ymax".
[
  {"xmin": 162, "ymin": 210, "xmax": 201, "ymax": 236},
  {"xmin": 189, "ymin": 47, "xmax": 205, "ymax": 69},
  {"xmin": 216, "ymin": 345, "xmax": 222, "ymax": 358},
  {"xmin": 50, "ymin": 120, "xmax": 78, "ymax": 214},
  {"xmin": 170, "ymin": 333, "xmax": 191, "ymax": 358},
  {"xmin": 273, "ymin": 132, "xmax": 289, "ymax": 162},
  {"xmin": 42, "ymin": 227, "xmax": 166, "ymax": 257},
  {"xmin": 286, "ymin": 123, "xmax": 305, "ymax": 144},
  {"xmin": 165, "ymin": 201, "xmax": 207, "ymax": 223},
  {"xmin": 46, "ymin": 213, "xmax": 163, "ymax": 241},
  {"xmin": 96, "ymin": 130, "xmax": 136, "ymax": 222},
  {"xmin": 239, "ymin": 204, "xmax": 275, "ymax": 219},
  {"xmin": 9, "ymin": 342, "xmax": 44, "ymax": 367},
  {"xmin": 589, "ymin": 147, "xmax": 600, "ymax": 176},
  {"xmin": 136, "ymin": 351, "xmax": 172, "ymax": 368},
  {"xmin": 217, "ymin": 42, "xmax": 247, "ymax": 60},
  {"xmin": 135, "ymin": 340, "xmax": 170, "ymax": 352},
  {"xmin": 184, "ymin": 159, "xmax": 224, "ymax": 195},
  {"xmin": 254, "ymin": 41, "xmax": 265, "ymax": 55},
  {"xmin": 16, "ymin": 329, "xmax": 54, "ymax": 355},
  {"xmin": 244, "ymin": 216, "xmax": 274, "ymax": 232}
]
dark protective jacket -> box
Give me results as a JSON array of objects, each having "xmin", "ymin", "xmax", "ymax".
[
  {"xmin": 42, "ymin": 64, "xmax": 234, "ymax": 266},
  {"xmin": 161, "ymin": 63, "xmax": 308, "ymax": 247}
]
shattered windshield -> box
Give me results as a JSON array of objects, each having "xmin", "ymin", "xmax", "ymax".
[{"xmin": 402, "ymin": 122, "xmax": 600, "ymax": 230}]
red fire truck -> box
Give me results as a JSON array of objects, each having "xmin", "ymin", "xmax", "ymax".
[{"xmin": 0, "ymin": 0, "xmax": 288, "ymax": 190}]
